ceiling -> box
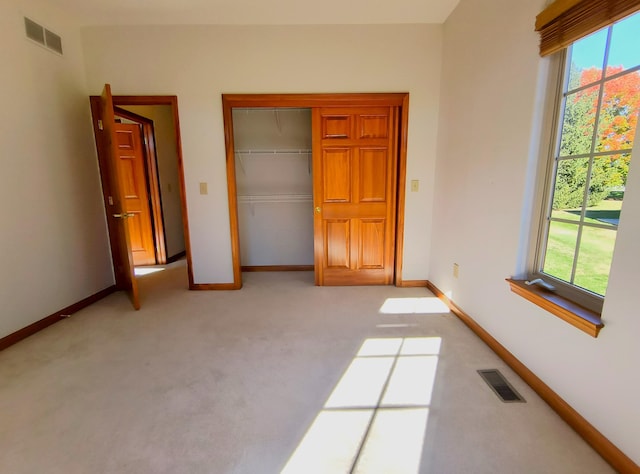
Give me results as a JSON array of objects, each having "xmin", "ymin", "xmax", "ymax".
[{"xmin": 51, "ymin": 0, "xmax": 461, "ymax": 26}]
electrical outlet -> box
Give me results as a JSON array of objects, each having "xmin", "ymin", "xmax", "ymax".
[
  {"xmin": 411, "ymin": 180, "xmax": 419, "ymax": 192},
  {"xmin": 453, "ymin": 263, "xmax": 460, "ymax": 278}
]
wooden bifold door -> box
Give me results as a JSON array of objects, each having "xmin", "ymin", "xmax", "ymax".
[{"xmin": 313, "ymin": 106, "xmax": 398, "ymax": 285}]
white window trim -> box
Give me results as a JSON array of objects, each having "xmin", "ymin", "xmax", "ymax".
[
  {"xmin": 528, "ymin": 48, "xmax": 605, "ymax": 313},
  {"xmin": 529, "ymin": 24, "xmax": 640, "ymax": 314}
]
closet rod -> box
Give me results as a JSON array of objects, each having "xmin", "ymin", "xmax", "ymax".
[
  {"xmin": 238, "ymin": 193, "xmax": 313, "ymax": 204},
  {"xmin": 236, "ymin": 107, "xmax": 311, "ymax": 112},
  {"xmin": 234, "ymin": 149, "xmax": 311, "ymax": 155}
]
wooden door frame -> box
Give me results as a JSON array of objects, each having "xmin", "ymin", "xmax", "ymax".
[
  {"xmin": 221, "ymin": 93, "xmax": 410, "ymax": 289},
  {"xmin": 113, "ymin": 106, "xmax": 167, "ymax": 264},
  {"xmin": 90, "ymin": 95, "xmax": 195, "ymax": 288}
]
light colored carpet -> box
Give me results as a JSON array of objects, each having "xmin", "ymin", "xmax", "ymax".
[{"xmin": 0, "ymin": 261, "xmax": 613, "ymax": 473}]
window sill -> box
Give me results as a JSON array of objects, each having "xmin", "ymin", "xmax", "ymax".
[{"xmin": 506, "ymin": 279, "xmax": 604, "ymax": 338}]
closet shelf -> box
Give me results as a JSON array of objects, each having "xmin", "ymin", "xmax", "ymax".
[
  {"xmin": 234, "ymin": 149, "xmax": 311, "ymax": 155},
  {"xmin": 235, "ymin": 107, "xmax": 310, "ymax": 112},
  {"xmin": 238, "ymin": 193, "xmax": 313, "ymax": 204}
]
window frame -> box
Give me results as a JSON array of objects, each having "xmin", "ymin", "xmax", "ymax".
[
  {"xmin": 529, "ymin": 21, "xmax": 639, "ymax": 315},
  {"xmin": 533, "ymin": 46, "xmax": 605, "ymax": 313},
  {"xmin": 529, "ymin": 49, "xmax": 608, "ymax": 314}
]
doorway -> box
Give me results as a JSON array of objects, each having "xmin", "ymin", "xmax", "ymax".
[
  {"xmin": 110, "ymin": 109, "xmax": 161, "ymax": 267},
  {"xmin": 222, "ymin": 93, "xmax": 409, "ymax": 288},
  {"xmin": 89, "ymin": 94, "xmax": 194, "ymax": 306},
  {"xmin": 114, "ymin": 105, "xmax": 187, "ymax": 267}
]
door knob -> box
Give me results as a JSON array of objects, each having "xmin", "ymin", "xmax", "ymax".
[
  {"xmin": 315, "ymin": 207, "xmax": 321, "ymax": 214},
  {"xmin": 113, "ymin": 213, "xmax": 135, "ymax": 219}
]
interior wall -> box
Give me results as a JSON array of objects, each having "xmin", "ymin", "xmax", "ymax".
[
  {"xmin": 0, "ymin": 0, "xmax": 113, "ymax": 339},
  {"xmin": 80, "ymin": 24, "xmax": 443, "ymax": 283},
  {"xmin": 120, "ymin": 105, "xmax": 186, "ymax": 259},
  {"xmin": 431, "ymin": 0, "xmax": 640, "ymax": 464},
  {"xmin": 233, "ymin": 108, "xmax": 312, "ymax": 153}
]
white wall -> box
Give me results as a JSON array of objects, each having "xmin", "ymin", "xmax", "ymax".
[
  {"xmin": 238, "ymin": 201, "xmax": 314, "ymax": 266},
  {"xmin": 120, "ymin": 105, "xmax": 186, "ymax": 259},
  {"xmin": 0, "ymin": 0, "xmax": 113, "ymax": 339},
  {"xmin": 80, "ymin": 24, "xmax": 443, "ymax": 283},
  {"xmin": 431, "ymin": 0, "xmax": 640, "ymax": 464}
]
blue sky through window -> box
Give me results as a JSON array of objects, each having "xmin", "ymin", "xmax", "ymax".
[{"xmin": 570, "ymin": 11, "xmax": 640, "ymax": 71}]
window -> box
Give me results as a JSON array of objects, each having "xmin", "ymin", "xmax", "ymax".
[{"xmin": 533, "ymin": 10, "xmax": 640, "ymax": 312}]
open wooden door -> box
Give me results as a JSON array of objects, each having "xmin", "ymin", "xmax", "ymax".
[
  {"xmin": 313, "ymin": 106, "xmax": 399, "ymax": 285},
  {"xmin": 100, "ymin": 84, "xmax": 141, "ymax": 309}
]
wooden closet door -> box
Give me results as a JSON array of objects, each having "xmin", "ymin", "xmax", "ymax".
[{"xmin": 313, "ymin": 106, "xmax": 398, "ymax": 285}]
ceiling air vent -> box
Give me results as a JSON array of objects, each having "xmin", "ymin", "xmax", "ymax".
[{"xmin": 24, "ymin": 17, "xmax": 63, "ymax": 55}]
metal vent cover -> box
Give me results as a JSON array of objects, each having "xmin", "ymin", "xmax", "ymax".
[
  {"xmin": 24, "ymin": 17, "xmax": 45, "ymax": 45},
  {"xmin": 44, "ymin": 29, "xmax": 63, "ymax": 54},
  {"xmin": 478, "ymin": 369, "xmax": 525, "ymax": 403},
  {"xmin": 24, "ymin": 17, "xmax": 63, "ymax": 55}
]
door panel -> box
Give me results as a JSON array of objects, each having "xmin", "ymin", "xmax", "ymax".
[
  {"xmin": 359, "ymin": 219, "xmax": 385, "ymax": 269},
  {"xmin": 325, "ymin": 220, "xmax": 350, "ymax": 268},
  {"xmin": 127, "ymin": 214, "xmax": 145, "ymax": 251},
  {"xmin": 359, "ymin": 148, "xmax": 387, "ymax": 202},
  {"xmin": 114, "ymin": 123, "xmax": 156, "ymax": 266},
  {"xmin": 322, "ymin": 115, "xmax": 352, "ymax": 139},
  {"xmin": 118, "ymin": 157, "xmax": 138, "ymax": 197},
  {"xmin": 359, "ymin": 115, "xmax": 389, "ymax": 138},
  {"xmin": 313, "ymin": 106, "xmax": 398, "ymax": 286},
  {"xmin": 323, "ymin": 149, "xmax": 352, "ymax": 202},
  {"xmin": 99, "ymin": 84, "xmax": 140, "ymax": 309},
  {"xmin": 116, "ymin": 126, "xmax": 135, "ymax": 147}
]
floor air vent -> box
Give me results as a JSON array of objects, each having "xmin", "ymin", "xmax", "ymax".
[{"xmin": 478, "ymin": 369, "xmax": 525, "ymax": 403}]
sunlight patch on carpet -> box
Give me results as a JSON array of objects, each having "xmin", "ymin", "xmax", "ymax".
[
  {"xmin": 379, "ymin": 297, "xmax": 450, "ymax": 314},
  {"xmin": 281, "ymin": 337, "xmax": 441, "ymax": 474}
]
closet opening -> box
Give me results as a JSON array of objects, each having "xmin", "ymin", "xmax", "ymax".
[
  {"xmin": 223, "ymin": 93, "xmax": 409, "ymax": 289},
  {"xmin": 233, "ymin": 107, "xmax": 314, "ymax": 272}
]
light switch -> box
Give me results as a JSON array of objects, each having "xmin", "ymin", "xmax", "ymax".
[
  {"xmin": 167, "ymin": 183, "xmax": 172, "ymax": 193},
  {"xmin": 411, "ymin": 180, "xmax": 419, "ymax": 192},
  {"xmin": 199, "ymin": 182, "xmax": 208, "ymax": 195}
]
